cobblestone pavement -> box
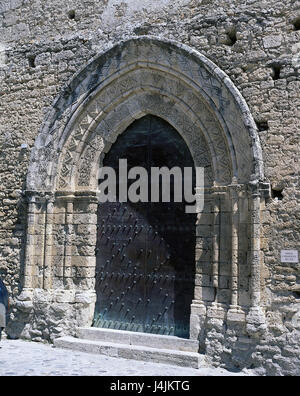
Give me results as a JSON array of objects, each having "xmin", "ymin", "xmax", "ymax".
[{"xmin": 0, "ymin": 339, "xmax": 249, "ymax": 376}]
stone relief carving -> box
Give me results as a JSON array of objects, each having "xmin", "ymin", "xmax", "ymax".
[
  {"xmin": 59, "ymin": 68, "xmax": 233, "ymax": 190},
  {"xmin": 27, "ymin": 38, "xmax": 262, "ymax": 193},
  {"xmin": 78, "ymin": 135, "xmax": 105, "ymax": 186}
]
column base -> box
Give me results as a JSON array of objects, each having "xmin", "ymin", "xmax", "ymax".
[
  {"xmin": 207, "ymin": 302, "xmax": 227, "ymax": 319},
  {"xmin": 189, "ymin": 300, "xmax": 206, "ymax": 340},
  {"xmin": 246, "ymin": 306, "xmax": 267, "ymax": 338},
  {"xmin": 227, "ymin": 305, "xmax": 246, "ymax": 322}
]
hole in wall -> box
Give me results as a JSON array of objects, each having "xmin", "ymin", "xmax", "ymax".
[
  {"xmin": 28, "ymin": 55, "xmax": 36, "ymax": 68},
  {"xmin": 271, "ymin": 187, "xmax": 283, "ymax": 200},
  {"xmin": 68, "ymin": 10, "xmax": 76, "ymax": 20},
  {"xmin": 226, "ymin": 27, "xmax": 237, "ymax": 46},
  {"xmin": 292, "ymin": 291, "xmax": 300, "ymax": 299},
  {"xmin": 270, "ymin": 64, "xmax": 281, "ymax": 80},
  {"xmin": 293, "ymin": 17, "xmax": 300, "ymax": 31},
  {"xmin": 256, "ymin": 120, "xmax": 269, "ymax": 132}
]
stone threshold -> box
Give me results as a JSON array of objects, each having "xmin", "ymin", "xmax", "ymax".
[{"xmin": 54, "ymin": 327, "xmax": 206, "ymax": 369}]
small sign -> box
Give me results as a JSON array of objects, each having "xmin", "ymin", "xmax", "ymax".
[{"xmin": 281, "ymin": 250, "xmax": 299, "ymax": 263}]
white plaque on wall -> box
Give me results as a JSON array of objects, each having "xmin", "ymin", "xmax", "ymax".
[{"xmin": 280, "ymin": 250, "xmax": 299, "ymax": 263}]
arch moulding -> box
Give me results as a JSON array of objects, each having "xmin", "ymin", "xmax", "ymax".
[{"xmin": 20, "ymin": 37, "xmax": 270, "ymax": 343}]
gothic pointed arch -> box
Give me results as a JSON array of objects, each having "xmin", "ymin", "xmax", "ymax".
[
  {"xmin": 27, "ymin": 37, "xmax": 264, "ymax": 193},
  {"xmin": 23, "ymin": 37, "xmax": 269, "ymax": 343}
]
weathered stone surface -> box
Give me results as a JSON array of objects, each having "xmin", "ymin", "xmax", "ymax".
[{"xmin": 263, "ymin": 35, "xmax": 283, "ymax": 49}]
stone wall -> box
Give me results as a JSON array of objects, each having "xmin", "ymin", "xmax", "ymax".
[{"xmin": 0, "ymin": 0, "xmax": 299, "ymax": 375}]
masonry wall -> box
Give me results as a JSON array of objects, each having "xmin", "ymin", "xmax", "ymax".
[{"xmin": 0, "ymin": 0, "xmax": 299, "ymax": 375}]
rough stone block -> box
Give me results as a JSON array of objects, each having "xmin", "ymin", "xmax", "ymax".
[
  {"xmin": 73, "ymin": 213, "xmax": 97, "ymax": 225},
  {"xmin": 263, "ymin": 35, "xmax": 282, "ymax": 49},
  {"xmin": 195, "ymin": 286, "xmax": 214, "ymax": 302},
  {"xmin": 72, "ymin": 256, "xmax": 95, "ymax": 267}
]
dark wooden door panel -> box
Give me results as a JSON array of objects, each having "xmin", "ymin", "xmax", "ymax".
[{"xmin": 93, "ymin": 116, "xmax": 196, "ymax": 338}]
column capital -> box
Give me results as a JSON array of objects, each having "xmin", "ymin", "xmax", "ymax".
[
  {"xmin": 248, "ymin": 180, "xmax": 270, "ymax": 199},
  {"xmin": 24, "ymin": 190, "xmax": 55, "ymax": 204}
]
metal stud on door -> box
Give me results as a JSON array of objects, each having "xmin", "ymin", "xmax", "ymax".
[{"xmin": 93, "ymin": 115, "xmax": 196, "ymax": 338}]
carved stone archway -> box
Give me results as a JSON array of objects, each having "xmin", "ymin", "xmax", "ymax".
[{"xmin": 21, "ymin": 37, "xmax": 269, "ymax": 348}]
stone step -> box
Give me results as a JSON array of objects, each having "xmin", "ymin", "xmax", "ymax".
[
  {"xmin": 54, "ymin": 336, "xmax": 206, "ymax": 369},
  {"xmin": 76, "ymin": 327, "xmax": 199, "ymax": 353}
]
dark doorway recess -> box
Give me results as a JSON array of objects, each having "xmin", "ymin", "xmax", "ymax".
[{"xmin": 93, "ymin": 115, "xmax": 196, "ymax": 338}]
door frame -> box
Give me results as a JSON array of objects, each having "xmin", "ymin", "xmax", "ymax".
[{"xmin": 20, "ymin": 37, "xmax": 269, "ymax": 344}]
